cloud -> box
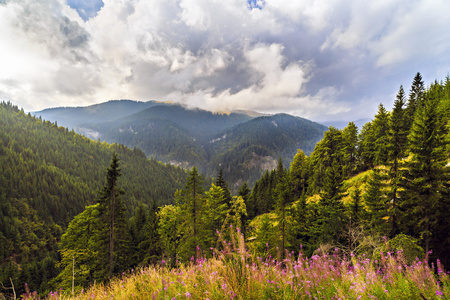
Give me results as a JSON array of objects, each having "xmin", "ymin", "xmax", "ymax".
[
  {"xmin": 165, "ymin": 43, "xmax": 348, "ymax": 120},
  {"xmin": 0, "ymin": 0, "xmax": 449, "ymax": 121}
]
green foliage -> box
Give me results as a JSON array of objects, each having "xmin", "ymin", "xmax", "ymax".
[
  {"xmin": 401, "ymin": 85, "xmax": 450, "ymax": 257},
  {"xmin": 176, "ymin": 167, "xmax": 205, "ymax": 260},
  {"xmin": 157, "ymin": 204, "xmax": 182, "ymax": 267},
  {"xmin": 289, "ymin": 150, "xmax": 308, "ymax": 199},
  {"xmin": 96, "ymin": 154, "xmax": 130, "ymax": 280},
  {"xmin": 379, "ymin": 234, "xmax": 424, "ymax": 264},
  {"xmin": 0, "ymin": 101, "xmax": 186, "ymax": 295},
  {"xmin": 52, "ymin": 204, "xmax": 101, "ymax": 291}
]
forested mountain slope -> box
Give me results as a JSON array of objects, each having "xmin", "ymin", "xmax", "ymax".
[
  {"xmin": 35, "ymin": 102, "xmax": 327, "ymax": 187},
  {"xmin": 206, "ymin": 113, "xmax": 327, "ymax": 188},
  {"xmin": 34, "ymin": 99, "xmax": 160, "ymax": 129},
  {"xmin": 0, "ymin": 101, "xmax": 187, "ymax": 294}
]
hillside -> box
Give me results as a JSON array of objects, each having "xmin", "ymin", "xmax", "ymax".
[
  {"xmin": 206, "ymin": 113, "xmax": 327, "ymax": 188},
  {"xmin": 34, "ymin": 100, "xmax": 160, "ymax": 129},
  {"xmin": 35, "ymin": 102, "xmax": 327, "ymax": 187},
  {"xmin": 0, "ymin": 101, "xmax": 187, "ymax": 294}
]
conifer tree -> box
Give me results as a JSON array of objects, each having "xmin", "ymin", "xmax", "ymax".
[
  {"xmin": 387, "ymin": 85, "xmax": 408, "ymax": 237},
  {"xmin": 405, "ymin": 72, "xmax": 425, "ymax": 131},
  {"xmin": 342, "ymin": 122, "xmax": 358, "ymax": 177},
  {"xmin": 363, "ymin": 168, "xmax": 388, "ymax": 235},
  {"xmin": 274, "ymin": 173, "xmax": 293, "ymax": 258},
  {"xmin": 96, "ymin": 153, "xmax": 129, "ymax": 279},
  {"xmin": 314, "ymin": 160, "xmax": 347, "ymax": 246},
  {"xmin": 290, "ymin": 150, "xmax": 308, "ymax": 199},
  {"xmin": 200, "ymin": 184, "xmax": 227, "ymax": 254},
  {"xmin": 135, "ymin": 201, "xmax": 161, "ymax": 265},
  {"xmin": 401, "ymin": 87, "xmax": 449, "ymax": 256},
  {"xmin": 177, "ymin": 167, "xmax": 205, "ymax": 260},
  {"xmin": 350, "ymin": 188, "xmax": 362, "ymax": 225},
  {"xmin": 238, "ymin": 182, "xmax": 251, "ymax": 232},
  {"xmin": 215, "ymin": 168, "xmax": 232, "ymax": 206},
  {"xmin": 309, "ymin": 126, "xmax": 344, "ymax": 193},
  {"xmin": 372, "ymin": 103, "xmax": 390, "ymax": 165},
  {"xmin": 357, "ymin": 121, "xmax": 376, "ymax": 171}
]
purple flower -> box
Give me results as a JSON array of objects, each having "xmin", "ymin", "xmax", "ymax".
[{"xmin": 185, "ymin": 291, "xmax": 191, "ymax": 298}]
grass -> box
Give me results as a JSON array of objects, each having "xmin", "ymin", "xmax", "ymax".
[{"xmin": 22, "ymin": 228, "xmax": 449, "ymax": 300}]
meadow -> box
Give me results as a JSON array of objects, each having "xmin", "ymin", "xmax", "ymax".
[{"xmin": 21, "ymin": 229, "xmax": 449, "ymax": 300}]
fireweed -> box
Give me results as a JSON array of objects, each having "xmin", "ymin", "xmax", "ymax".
[{"xmin": 24, "ymin": 228, "xmax": 449, "ymax": 299}]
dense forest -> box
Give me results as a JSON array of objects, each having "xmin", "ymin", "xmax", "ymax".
[
  {"xmin": 1, "ymin": 72, "xmax": 449, "ymax": 299},
  {"xmin": 36, "ymin": 102, "xmax": 327, "ymax": 188},
  {"xmin": 0, "ymin": 102, "xmax": 187, "ymax": 296}
]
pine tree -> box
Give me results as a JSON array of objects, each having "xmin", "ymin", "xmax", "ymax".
[
  {"xmin": 405, "ymin": 72, "xmax": 425, "ymax": 132},
  {"xmin": 215, "ymin": 168, "xmax": 232, "ymax": 206},
  {"xmin": 238, "ymin": 182, "xmax": 251, "ymax": 233},
  {"xmin": 200, "ymin": 184, "xmax": 227, "ymax": 254},
  {"xmin": 358, "ymin": 121, "xmax": 376, "ymax": 171},
  {"xmin": 314, "ymin": 160, "xmax": 347, "ymax": 245},
  {"xmin": 372, "ymin": 103, "xmax": 390, "ymax": 165},
  {"xmin": 274, "ymin": 173, "xmax": 293, "ymax": 258},
  {"xmin": 290, "ymin": 150, "xmax": 308, "ymax": 199},
  {"xmin": 401, "ymin": 87, "xmax": 449, "ymax": 256},
  {"xmin": 177, "ymin": 167, "xmax": 205, "ymax": 260},
  {"xmin": 136, "ymin": 201, "xmax": 161, "ymax": 265},
  {"xmin": 342, "ymin": 122, "xmax": 358, "ymax": 177},
  {"xmin": 96, "ymin": 153, "xmax": 128, "ymax": 279},
  {"xmin": 363, "ymin": 167, "xmax": 388, "ymax": 235},
  {"xmin": 309, "ymin": 126, "xmax": 344, "ymax": 193},
  {"xmin": 387, "ymin": 85, "xmax": 408, "ymax": 237}
]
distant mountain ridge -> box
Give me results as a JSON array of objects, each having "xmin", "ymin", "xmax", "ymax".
[{"xmin": 35, "ymin": 100, "xmax": 327, "ymax": 188}]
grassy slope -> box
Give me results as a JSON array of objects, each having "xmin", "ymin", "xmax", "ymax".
[{"xmin": 31, "ymin": 229, "xmax": 449, "ymax": 300}]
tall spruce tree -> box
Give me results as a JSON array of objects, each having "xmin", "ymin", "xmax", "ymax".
[
  {"xmin": 405, "ymin": 72, "xmax": 425, "ymax": 132},
  {"xmin": 358, "ymin": 121, "xmax": 376, "ymax": 171},
  {"xmin": 363, "ymin": 167, "xmax": 388, "ymax": 235},
  {"xmin": 314, "ymin": 160, "xmax": 347, "ymax": 246},
  {"xmin": 342, "ymin": 122, "xmax": 359, "ymax": 177},
  {"xmin": 401, "ymin": 85, "xmax": 449, "ymax": 257},
  {"xmin": 215, "ymin": 168, "xmax": 232, "ymax": 206},
  {"xmin": 274, "ymin": 173, "xmax": 293, "ymax": 258},
  {"xmin": 387, "ymin": 85, "xmax": 408, "ymax": 237},
  {"xmin": 97, "ymin": 153, "xmax": 129, "ymax": 279},
  {"xmin": 309, "ymin": 126, "xmax": 344, "ymax": 193},
  {"xmin": 290, "ymin": 150, "xmax": 308, "ymax": 199},
  {"xmin": 372, "ymin": 103, "xmax": 390, "ymax": 166},
  {"xmin": 177, "ymin": 167, "xmax": 205, "ymax": 260}
]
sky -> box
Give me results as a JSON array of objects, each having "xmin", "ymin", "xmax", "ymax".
[{"xmin": 0, "ymin": 0, "xmax": 449, "ymax": 122}]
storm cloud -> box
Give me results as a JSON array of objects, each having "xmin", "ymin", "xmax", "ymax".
[{"xmin": 1, "ymin": 0, "xmax": 449, "ymax": 122}]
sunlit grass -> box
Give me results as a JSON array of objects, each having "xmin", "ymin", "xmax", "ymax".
[{"xmin": 25, "ymin": 229, "xmax": 449, "ymax": 300}]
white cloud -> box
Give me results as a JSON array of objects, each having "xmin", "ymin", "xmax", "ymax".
[
  {"xmin": 165, "ymin": 43, "xmax": 347, "ymax": 120},
  {"xmin": 0, "ymin": 0, "xmax": 449, "ymax": 121}
]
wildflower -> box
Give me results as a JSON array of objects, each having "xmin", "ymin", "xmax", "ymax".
[
  {"xmin": 222, "ymin": 283, "xmax": 227, "ymax": 290},
  {"xmin": 161, "ymin": 259, "xmax": 165, "ymax": 265},
  {"xmin": 185, "ymin": 291, "xmax": 191, "ymax": 298},
  {"xmin": 436, "ymin": 290, "xmax": 443, "ymax": 296}
]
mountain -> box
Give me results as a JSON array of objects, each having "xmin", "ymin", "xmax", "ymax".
[
  {"xmin": 34, "ymin": 99, "xmax": 161, "ymax": 129},
  {"xmin": 34, "ymin": 100, "xmax": 327, "ymax": 188},
  {"xmin": 0, "ymin": 101, "xmax": 187, "ymax": 293},
  {"xmin": 205, "ymin": 114, "xmax": 327, "ymax": 188}
]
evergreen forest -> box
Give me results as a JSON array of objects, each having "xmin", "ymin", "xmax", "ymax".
[{"xmin": 1, "ymin": 72, "xmax": 450, "ymax": 299}]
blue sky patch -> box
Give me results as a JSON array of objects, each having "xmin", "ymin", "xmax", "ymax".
[
  {"xmin": 67, "ymin": 0, "xmax": 104, "ymax": 21},
  {"xmin": 247, "ymin": 0, "xmax": 265, "ymax": 10}
]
